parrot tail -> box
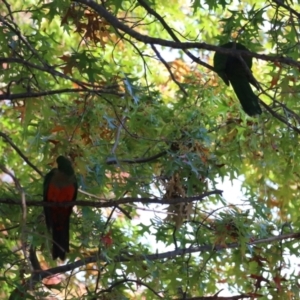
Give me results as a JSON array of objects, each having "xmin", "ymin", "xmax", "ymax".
[
  {"xmin": 52, "ymin": 223, "xmax": 70, "ymax": 260},
  {"xmin": 229, "ymin": 76, "xmax": 262, "ymax": 116}
]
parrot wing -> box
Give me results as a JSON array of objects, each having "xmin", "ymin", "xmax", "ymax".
[{"xmin": 213, "ymin": 42, "xmax": 262, "ymax": 116}]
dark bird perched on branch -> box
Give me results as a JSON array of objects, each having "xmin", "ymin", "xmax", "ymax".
[
  {"xmin": 213, "ymin": 42, "xmax": 262, "ymax": 116},
  {"xmin": 43, "ymin": 156, "xmax": 77, "ymax": 260}
]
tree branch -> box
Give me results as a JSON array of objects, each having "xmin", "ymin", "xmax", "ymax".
[
  {"xmin": 177, "ymin": 294, "xmax": 256, "ymax": 300},
  {"xmin": 74, "ymin": 0, "xmax": 300, "ymax": 68},
  {"xmin": 0, "ymin": 132, "xmax": 43, "ymax": 177},
  {"xmin": 272, "ymin": 0, "xmax": 300, "ymax": 19},
  {"xmin": 106, "ymin": 150, "xmax": 167, "ymax": 165},
  {"xmin": 0, "ymin": 190, "xmax": 223, "ymax": 207},
  {"xmin": 0, "ymin": 57, "xmax": 111, "ymax": 91},
  {"xmin": 0, "ymin": 88, "xmax": 124, "ymax": 101},
  {"xmin": 137, "ymin": 0, "xmax": 213, "ymax": 71},
  {"xmin": 10, "ymin": 231, "xmax": 300, "ymax": 298}
]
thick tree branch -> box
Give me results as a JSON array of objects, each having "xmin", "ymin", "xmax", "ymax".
[
  {"xmin": 0, "ymin": 88, "xmax": 124, "ymax": 101},
  {"xmin": 74, "ymin": 0, "xmax": 300, "ymax": 68},
  {"xmin": 0, "ymin": 190, "xmax": 223, "ymax": 207},
  {"xmin": 10, "ymin": 231, "xmax": 300, "ymax": 299}
]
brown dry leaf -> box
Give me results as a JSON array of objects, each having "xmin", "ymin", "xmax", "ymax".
[
  {"xmin": 83, "ymin": 11, "xmax": 111, "ymax": 47},
  {"xmin": 195, "ymin": 142, "xmax": 210, "ymax": 164},
  {"xmin": 61, "ymin": 4, "xmax": 80, "ymax": 26},
  {"xmin": 273, "ymin": 274, "xmax": 287, "ymax": 292},
  {"xmin": 13, "ymin": 105, "xmax": 26, "ymax": 122},
  {"xmin": 80, "ymin": 132, "xmax": 93, "ymax": 145},
  {"xmin": 167, "ymin": 59, "xmax": 192, "ymax": 83},
  {"xmin": 270, "ymin": 75, "xmax": 279, "ymax": 88},
  {"xmin": 42, "ymin": 273, "xmax": 62, "ymax": 285},
  {"xmin": 59, "ymin": 55, "xmax": 77, "ymax": 75},
  {"xmin": 164, "ymin": 173, "xmax": 193, "ymax": 229},
  {"xmin": 166, "ymin": 202, "xmax": 193, "ymax": 229},
  {"xmin": 50, "ymin": 125, "xmax": 65, "ymax": 133}
]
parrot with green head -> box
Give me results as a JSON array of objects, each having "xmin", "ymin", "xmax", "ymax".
[
  {"xmin": 213, "ymin": 42, "xmax": 262, "ymax": 116},
  {"xmin": 43, "ymin": 156, "xmax": 77, "ymax": 260}
]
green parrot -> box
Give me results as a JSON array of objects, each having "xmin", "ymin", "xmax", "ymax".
[
  {"xmin": 213, "ymin": 42, "xmax": 262, "ymax": 116},
  {"xmin": 43, "ymin": 156, "xmax": 77, "ymax": 260}
]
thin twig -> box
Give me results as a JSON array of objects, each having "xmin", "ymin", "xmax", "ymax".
[
  {"xmin": 0, "ymin": 131, "xmax": 43, "ymax": 177},
  {"xmin": 151, "ymin": 44, "xmax": 187, "ymax": 95},
  {"xmin": 0, "ymin": 164, "xmax": 31, "ymax": 274}
]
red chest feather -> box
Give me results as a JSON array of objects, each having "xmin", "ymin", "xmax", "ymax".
[{"xmin": 47, "ymin": 184, "xmax": 75, "ymax": 203}]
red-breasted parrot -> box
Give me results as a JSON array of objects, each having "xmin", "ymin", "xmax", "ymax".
[
  {"xmin": 43, "ymin": 156, "xmax": 77, "ymax": 260},
  {"xmin": 213, "ymin": 42, "xmax": 262, "ymax": 116}
]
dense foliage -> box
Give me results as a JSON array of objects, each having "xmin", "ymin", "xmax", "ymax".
[{"xmin": 1, "ymin": 0, "xmax": 300, "ymax": 299}]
